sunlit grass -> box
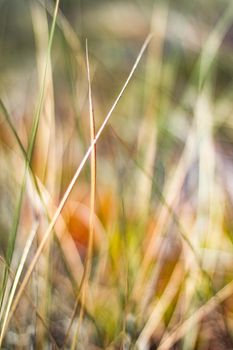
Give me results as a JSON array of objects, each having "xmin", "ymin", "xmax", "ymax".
[{"xmin": 0, "ymin": 0, "xmax": 233, "ymax": 349}]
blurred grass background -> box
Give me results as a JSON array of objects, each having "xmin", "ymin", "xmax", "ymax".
[{"xmin": 0, "ymin": 0, "xmax": 233, "ymax": 349}]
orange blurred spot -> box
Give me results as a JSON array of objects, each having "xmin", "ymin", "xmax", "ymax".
[
  {"xmin": 62, "ymin": 199, "xmax": 106, "ymax": 258},
  {"xmin": 67, "ymin": 205, "xmax": 89, "ymax": 248},
  {"xmin": 63, "ymin": 201, "xmax": 92, "ymax": 257}
]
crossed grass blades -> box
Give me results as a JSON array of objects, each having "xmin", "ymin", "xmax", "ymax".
[{"xmin": 0, "ymin": 0, "xmax": 233, "ymax": 349}]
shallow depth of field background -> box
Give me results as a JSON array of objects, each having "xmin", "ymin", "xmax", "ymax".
[{"xmin": 0, "ymin": 0, "xmax": 233, "ymax": 349}]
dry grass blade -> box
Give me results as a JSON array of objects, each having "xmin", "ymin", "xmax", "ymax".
[
  {"xmin": 136, "ymin": 262, "xmax": 183, "ymax": 349},
  {"xmin": 63, "ymin": 39, "xmax": 97, "ymax": 349},
  {"xmin": 31, "ymin": 2, "xmax": 57, "ymax": 346},
  {"xmin": 71, "ymin": 39, "xmax": 97, "ymax": 349},
  {"xmin": 86, "ymin": 39, "xmax": 97, "ymax": 288},
  {"xmin": 31, "ymin": 0, "xmax": 56, "ymax": 195},
  {"xmin": 0, "ymin": 221, "xmax": 39, "ymax": 345},
  {"xmin": 4, "ymin": 33, "xmax": 153, "ymax": 339},
  {"xmin": 157, "ymin": 279, "xmax": 233, "ymax": 350}
]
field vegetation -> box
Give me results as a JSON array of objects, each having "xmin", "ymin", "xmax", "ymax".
[{"xmin": 0, "ymin": 0, "xmax": 233, "ymax": 349}]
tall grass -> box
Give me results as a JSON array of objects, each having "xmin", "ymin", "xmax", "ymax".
[{"xmin": 0, "ymin": 0, "xmax": 233, "ymax": 349}]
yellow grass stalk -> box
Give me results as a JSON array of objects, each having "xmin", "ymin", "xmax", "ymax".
[
  {"xmin": 31, "ymin": 0, "xmax": 56, "ymax": 195},
  {"xmin": 0, "ymin": 221, "xmax": 39, "ymax": 342},
  {"xmin": 157, "ymin": 279, "xmax": 233, "ymax": 350},
  {"xmin": 70, "ymin": 39, "xmax": 97, "ymax": 350},
  {"xmin": 31, "ymin": 3, "xmax": 57, "ymax": 346},
  {"xmin": 136, "ymin": 262, "xmax": 183, "ymax": 349}
]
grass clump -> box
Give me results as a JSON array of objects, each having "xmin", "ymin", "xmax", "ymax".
[{"xmin": 0, "ymin": 0, "xmax": 233, "ymax": 349}]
